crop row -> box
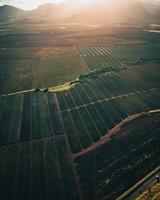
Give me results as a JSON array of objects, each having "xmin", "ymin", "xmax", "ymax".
[
  {"xmin": 57, "ymin": 65, "xmax": 160, "ymax": 111},
  {"xmin": 74, "ymin": 112, "xmax": 160, "ymax": 200},
  {"xmin": 61, "ymin": 89, "xmax": 160, "ymax": 153},
  {"xmin": 0, "ymin": 137, "xmax": 79, "ymax": 200},
  {"xmin": 78, "ymin": 46, "xmax": 123, "ymax": 71},
  {"xmin": 78, "ymin": 44, "xmax": 160, "ymax": 71},
  {"xmin": 0, "ymin": 92, "xmax": 63, "ymax": 146},
  {"xmin": 109, "ymin": 44, "xmax": 160, "ymax": 63}
]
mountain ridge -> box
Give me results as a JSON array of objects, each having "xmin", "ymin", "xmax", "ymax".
[
  {"xmin": 0, "ymin": 0, "xmax": 160, "ymax": 24},
  {"xmin": 0, "ymin": 4, "xmax": 25, "ymax": 20}
]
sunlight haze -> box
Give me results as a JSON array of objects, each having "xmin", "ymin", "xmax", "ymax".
[{"xmin": 0, "ymin": 0, "xmax": 152, "ymax": 10}]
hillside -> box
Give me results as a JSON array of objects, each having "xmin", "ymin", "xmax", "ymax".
[
  {"xmin": 66, "ymin": 0, "xmax": 160, "ymax": 24},
  {"xmin": 0, "ymin": 5, "xmax": 24, "ymax": 20},
  {"xmin": 0, "ymin": 0, "xmax": 160, "ymax": 24}
]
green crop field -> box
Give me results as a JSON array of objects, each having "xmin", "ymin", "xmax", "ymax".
[
  {"xmin": 33, "ymin": 48, "xmax": 88, "ymax": 88},
  {"xmin": 109, "ymin": 44, "xmax": 160, "ymax": 64},
  {"xmin": 0, "ymin": 47, "xmax": 87, "ymax": 95},
  {"xmin": 78, "ymin": 44, "xmax": 160, "ymax": 71},
  {"xmin": 0, "ymin": 15, "xmax": 160, "ymax": 200},
  {"xmin": 0, "ymin": 62, "xmax": 160, "ymax": 200},
  {"xmin": 78, "ymin": 46, "xmax": 123, "ymax": 71},
  {"xmin": 75, "ymin": 112, "xmax": 160, "ymax": 200}
]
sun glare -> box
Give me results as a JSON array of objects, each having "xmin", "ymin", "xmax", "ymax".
[{"xmin": 0, "ymin": 0, "xmax": 122, "ymax": 10}]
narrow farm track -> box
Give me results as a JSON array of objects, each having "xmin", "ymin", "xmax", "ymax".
[
  {"xmin": 61, "ymin": 87, "xmax": 160, "ymax": 112},
  {"xmin": 72, "ymin": 109, "xmax": 160, "ymax": 158},
  {"xmin": 0, "ymin": 89, "xmax": 35, "ymax": 98},
  {"xmin": 0, "ymin": 134, "xmax": 56, "ymax": 148}
]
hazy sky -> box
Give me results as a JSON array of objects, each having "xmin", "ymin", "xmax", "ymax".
[
  {"xmin": 0, "ymin": 0, "xmax": 66, "ymax": 10},
  {"xmin": 0, "ymin": 0, "xmax": 159, "ymax": 10}
]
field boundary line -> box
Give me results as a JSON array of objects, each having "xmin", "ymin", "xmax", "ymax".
[
  {"xmin": 116, "ymin": 165, "xmax": 160, "ymax": 200},
  {"xmin": 61, "ymin": 88, "xmax": 160, "ymax": 112},
  {"xmin": 0, "ymin": 89, "xmax": 35, "ymax": 98},
  {"xmin": 73, "ymin": 109, "xmax": 160, "ymax": 158}
]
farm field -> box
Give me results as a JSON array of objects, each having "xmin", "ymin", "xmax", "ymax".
[
  {"xmin": 0, "ymin": 47, "xmax": 87, "ymax": 95},
  {"xmin": 34, "ymin": 48, "xmax": 88, "ymax": 88},
  {"xmin": 58, "ymin": 64, "xmax": 160, "ymax": 110},
  {"xmin": 0, "ymin": 20, "xmax": 160, "ymax": 200},
  {"xmin": 0, "ymin": 137, "xmax": 80, "ymax": 200},
  {"xmin": 0, "ymin": 47, "xmax": 39, "ymax": 94},
  {"xmin": 109, "ymin": 44, "xmax": 160, "ymax": 64},
  {"xmin": 0, "ymin": 64, "xmax": 159, "ymax": 147},
  {"xmin": 61, "ymin": 89, "xmax": 160, "ymax": 153},
  {"xmin": 75, "ymin": 112, "xmax": 160, "ymax": 200},
  {"xmin": 0, "ymin": 101, "xmax": 159, "ymax": 200},
  {"xmin": 0, "ymin": 62, "xmax": 159, "ymax": 199},
  {"xmin": 78, "ymin": 44, "xmax": 160, "ymax": 71},
  {"xmin": 0, "ymin": 91, "xmax": 159, "ymax": 200},
  {"xmin": 78, "ymin": 46, "xmax": 123, "ymax": 71},
  {"xmin": 0, "ymin": 92, "xmax": 64, "ymax": 146}
]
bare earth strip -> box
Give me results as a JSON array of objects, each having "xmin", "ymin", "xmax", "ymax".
[{"xmin": 72, "ymin": 109, "xmax": 160, "ymax": 158}]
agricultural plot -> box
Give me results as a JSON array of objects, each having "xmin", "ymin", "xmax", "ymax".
[
  {"xmin": 109, "ymin": 43, "xmax": 160, "ymax": 64},
  {"xmin": 74, "ymin": 112, "xmax": 160, "ymax": 200},
  {"xmin": 33, "ymin": 48, "xmax": 88, "ymax": 88},
  {"xmin": 78, "ymin": 46, "xmax": 124, "ymax": 71},
  {"xmin": 61, "ymin": 90, "xmax": 160, "ymax": 153},
  {"xmin": 78, "ymin": 44, "xmax": 160, "ymax": 72},
  {"xmin": 0, "ymin": 65, "xmax": 160, "ymax": 152},
  {"xmin": 0, "ymin": 47, "xmax": 39, "ymax": 95},
  {"xmin": 0, "ymin": 24, "xmax": 74, "ymax": 48},
  {"xmin": 0, "ymin": 137, "xmax": 80, "ymax": 200},
  {"xmin": 0, "ymin": 92, "xmax": 63, "ymax": 146},
  {"xmin": 57, "ymin": 64, "xmax": 160, "ymax": 153},
  {"xmin": 0, "ymin": 62, "xmax": 159, "ymax": 199},
  {"xmin": 0, "ymin": 47, "xmax": 87, "ymax": 95},
  {"xmin": 57, "ymin": 64, "xmax": 160, "ymax": 110},
  {"xmin": 0, "ymin": 22, "xmax": 160, "ymax": 200},
  {"xmin": 75, "ymin": 37, "xmax": 144, "ymax": 47}
]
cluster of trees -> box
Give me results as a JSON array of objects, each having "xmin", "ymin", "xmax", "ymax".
[
  {"xmin": 71, "ymin": 66, "xmax": 123, "ymax": 85},
  {"xmin": 132, "ymin": 57, "xmax": 160, "ymax": 65}
]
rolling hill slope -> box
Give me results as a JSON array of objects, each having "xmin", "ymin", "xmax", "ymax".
[
  {"xmin": 0, "ymin": 0, "xmax": 160, "ymax": 24},
  {"xmin": 0, "ymin": 5, "xmax": 24, "ymax": 20}
]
